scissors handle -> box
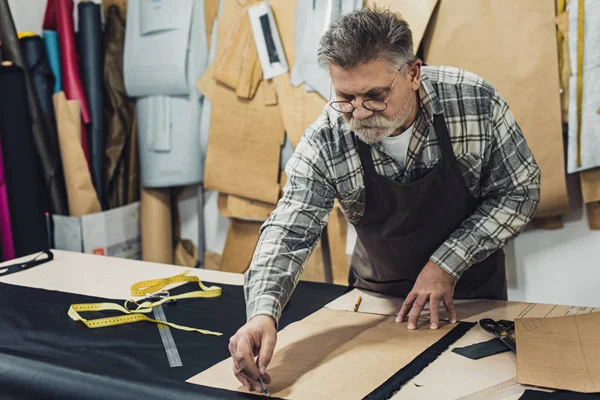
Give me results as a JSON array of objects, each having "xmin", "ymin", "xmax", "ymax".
[{"xmin": 479, "ymin": 318, "xmax": 498, "ymax": 334}]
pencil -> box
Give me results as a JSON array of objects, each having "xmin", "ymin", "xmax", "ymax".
[
  {"xmin": 258, "ymin": 375, "xmax": 268, "ymax": 396},
  {"xmin": 353, "ymin": 296, "xmax": 362, "ymax": 312}
]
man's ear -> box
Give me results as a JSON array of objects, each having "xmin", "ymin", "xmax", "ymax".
[{"xmin": 408, "ymin": 59, "xmax": 422, "ymax": 90}]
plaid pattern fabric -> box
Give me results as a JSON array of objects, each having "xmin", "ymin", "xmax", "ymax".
[{"xmin": 244, "ymin": 66, "xmax": 541, "ymax": 322}]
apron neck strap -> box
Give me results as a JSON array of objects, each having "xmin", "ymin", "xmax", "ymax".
[
  {"xmin": 356, "ymin": 136, "xmax": 378, "ymax": 183},
  {"xmin": 433, "ymin": 113, "xmax": 455, "ymax": 159}
]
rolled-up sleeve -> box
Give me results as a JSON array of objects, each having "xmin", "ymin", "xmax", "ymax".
[{"xmin": 430, "ymin": 91, "xmax": 541, "ymax": 279}]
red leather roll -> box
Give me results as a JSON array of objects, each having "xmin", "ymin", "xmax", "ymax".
[
  {"xmin": 42, "ymin": 0, "xmax": 57, "ymax": 30},
  {"xmin": 55, "ymin": 0, "xmax": 91, "ymax": 166}
]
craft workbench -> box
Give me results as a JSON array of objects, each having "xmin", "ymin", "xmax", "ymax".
[{"xmin": 0, "ymin": 250, "xmax": 596, "ymax": 399}]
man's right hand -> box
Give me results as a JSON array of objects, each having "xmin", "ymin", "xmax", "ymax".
[{"xmin": 228, "ymin": 315, "xmax": 277, "ymax": 392}]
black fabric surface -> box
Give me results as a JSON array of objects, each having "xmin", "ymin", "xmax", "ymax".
[
  {"xmin": 0, "ymin": 0, "xmax": 68, "ymax": 216},
  {"xmin": 452, "ymin": 338, "xmax": 510, "ymax": 360},
  {"xmin": 78, "ymin": 1, "xmax": 106, "ymax": 209},
  {"xmin": 0, "ymin": 347, "xmax": 279, "ymax": 400},
  {"xmin": 520, "ymin": 390, "xmax": 600, "ymax": 399},
  {"xmin": 364, "ymin": 321, "xmax": 476, "ymax": 400},
  {"xmin": 20, "ymin": 35, "xmax": 57, "ymax": 134},
  {"xmin": 0, "ymin": 279, "xmax": 346, "ymax": 398},
  {"xmin": 0, "ymin": 66, "xmax": 48, "ymax": 257}
]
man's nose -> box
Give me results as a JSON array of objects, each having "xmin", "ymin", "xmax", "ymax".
[{"xmin": 352, "ymin": 105, "xmax": 373, "ymax": 120}]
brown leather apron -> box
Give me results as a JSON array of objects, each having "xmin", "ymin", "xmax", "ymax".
[{"xmin": 349, "ymin": 113, "xmax": 507, "ymax": 300}]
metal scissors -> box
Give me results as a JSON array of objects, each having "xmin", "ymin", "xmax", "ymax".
[{"xmin": 479, "ymin": 318, "xmax": 517, "ymax": 353}]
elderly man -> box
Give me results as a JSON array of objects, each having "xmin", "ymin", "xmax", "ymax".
[{"xmin": 228, "ymin": 8, "xmax": 541, "ymax": 391}]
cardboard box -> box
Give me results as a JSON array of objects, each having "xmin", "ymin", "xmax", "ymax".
[{"xmin": 52, "ymin": 202, "xmax": 141, "ymax": 259}]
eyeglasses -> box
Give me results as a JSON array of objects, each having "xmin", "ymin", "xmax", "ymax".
[{"xmin": 330, "ymin": 72, "xmax": 400, "ymax": 114}]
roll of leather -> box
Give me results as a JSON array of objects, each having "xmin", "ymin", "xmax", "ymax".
[
  {"xmin": 55, "ymin": 0, "xmax": 92, "ymax": 167},
  {"xmin": 0, "ymin": 140, "xmax": 15, "ymax": 261},
  {"xmin": 20, "ymin": 35, "xmax": 57, "ymax": 133},
  {"xmin": 43, "ymin": 31, "xmax": 62, "ymax": 93},
  {"xmin": 0, "ymin": 65, "xmax": 48, "ymax": 257},
  {"xmin": 42, "ymin": 0, "xmax": 58, "ymax": 30},
  {"xmin": 103, "ymin": 5, "xmax": 136, "ymax": 209},
  {"xmin": 0, "ymin": 0, "xmax": 69, "ymax": 216},
  {"xmin": 78, "ymin": 2, "xmax": 106, "ymax": 210}
]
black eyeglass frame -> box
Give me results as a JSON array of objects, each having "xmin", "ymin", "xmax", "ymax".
[{"xmin": 329, "ymin": 71, "xmax": 400, "ymax": 114}]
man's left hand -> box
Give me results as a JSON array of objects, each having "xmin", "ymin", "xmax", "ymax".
[{"xmin": 397, "ymin": 260, "xmax": 457, "ymax": 330}]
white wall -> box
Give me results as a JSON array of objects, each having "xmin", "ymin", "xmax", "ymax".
[{"xmin": 8, "ymin": 0, "xmax": 600, "ymax": 307}]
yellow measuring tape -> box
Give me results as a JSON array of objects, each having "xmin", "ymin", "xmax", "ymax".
[
  {"xmin": 67, "ymin": 271, "xmax": 223, "ymax": 336},
  {"xmin": 576, "ymin": 0, "xmax": 584, "ymax": 167}
]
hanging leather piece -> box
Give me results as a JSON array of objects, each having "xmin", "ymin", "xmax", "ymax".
[
  {"xmin": 0, "ymin": 0, "xmax": 69, "ymax": 216},
  {"xmin": 103, "ymin": 5, "xmax": 136, "ymax": 209}
]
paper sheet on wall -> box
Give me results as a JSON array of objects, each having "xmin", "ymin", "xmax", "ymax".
[
  {"xmin": 187, "ymin": 307, "xmax": 458, "ymax": 399},
  {"xmin": 123, "ymin": 0, "xmax": 193, "ymax": 97},
  {"xmin": 364, "ymin": 0, "xmax": 439, "ymax": 50},
  {"xmin": 422, "ymin": 0, "xmax": 569, "ymax": 218},
  {"xmin": 199, "ymin": 1, "xmax": 224, "ymax": 178},
  {"xmin": 136, "ymin": 0, "xmax": 208, "ymax": 188},
  {"xmin": 327, "ymin": 204, "xmax": 349, "ymax": 285},
  {"xmin": 567, "ymin": 0, "xmax": 600, "ymax": 173},
  {"xmin": 219, "ymin": 218, "xmax": 262, "ymax": 274},
  {"xmin": 292, "ymin": 0, "xmax": 363, "ymax": 99},
  {"xmin": 203, "ymin": 1, "xmax": 284, "ymax": 204},
  {"xmin": 271, "ymin": 0, "xmax": 327, "ymax": 148}
]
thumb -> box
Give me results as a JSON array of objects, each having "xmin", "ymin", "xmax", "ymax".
[{"xmin": 257, "ymin": 331, "xmax": 276, "ymax": 374}]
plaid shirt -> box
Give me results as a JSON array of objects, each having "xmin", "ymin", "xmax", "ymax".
[{"xmin": 244, "ymin": 66, "xmax": 541, "ymax": 323}]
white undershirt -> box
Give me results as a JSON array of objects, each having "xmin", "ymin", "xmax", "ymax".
[{"xmin": 379, "ymin": 123, "xmax": 415, "ymax": 166}]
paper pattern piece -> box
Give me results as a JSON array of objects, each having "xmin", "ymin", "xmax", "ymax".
[
  {"xmin": 53, "ymin": 92, "xmax": 102, "ymax": 217},
  {"xmin": 567, "ymin": 0, "xmax": 600, "ymax": 173},
  {"xmin": 327, "ymin": 204, "xmax": 350, "ymax": 285},
  {"xmin": 515, "ymin": 312, "xmax": 600, "ymax": 393},
  {"xmin": 422, "ymin": 0, "xmax": 569, "ymax": 218},
  {"xmin": 136, "ymin": 0, "xmax": 209, "ymax": 188},
  {"xmin": 271, "ymin": 0, "xmax": 326, "ymax": 148},
  {"xmin": 213, "ymin": 4, "xmax": 255, "ymax": 91},
  {"xmin": 188, "ymin": 307, "xmax": 458, "ymax": 399},
  {"xmin": 296, "ymin": 0, "xmax": 363, "ymax": 99},
  {"xmin": 219, "ymin": 219, "xmax": 262, "ymax": 274},
  {"xmin": 0, "ymin": 249, "xmax": 243, "ymax": 300},
  {"xmin": 203, "ymin": 0, "xmax": 284, "ymax": 204},
  {"xmin": 123, "ymin": 0, "xmax": 193, "ymax": 97},
  {"xmin": 364, "ymin": 0, "xmax": 439, "ymax": 50}
]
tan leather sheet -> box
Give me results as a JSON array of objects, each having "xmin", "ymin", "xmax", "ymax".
[
  {"xmin": 516, "ymin": 312, "xmax": 600, "ymax": 393},
  {"xmin": 187, "ymin": 308, "xmax": 457, "ymax": 399}
]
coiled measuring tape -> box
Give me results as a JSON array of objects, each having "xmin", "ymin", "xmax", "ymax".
[
  {"xmin": 67, "ymin": 271, "xmax": 223, "ymax": 336},
  {"xmin": 575, "ymin": 0, "xmax": 584, "ymax": 167}
]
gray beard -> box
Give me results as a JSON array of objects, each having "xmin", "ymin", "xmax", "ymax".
[{"xmin": 348, "ymin": 91, "xmax": 415, "ymax": 144}]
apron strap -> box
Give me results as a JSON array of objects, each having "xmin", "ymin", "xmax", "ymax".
[
  {"xmin": 433, "ymin": 113, "xmax": 455, "ymax": 160},
  {"xmin": 356, "ymin": 136, "xmax": 378, "ymax": 183}
]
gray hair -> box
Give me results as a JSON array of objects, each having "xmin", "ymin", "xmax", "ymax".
[{"xmin": 318, "ymin": 7, "xmax": 415, "ymax": 72}]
